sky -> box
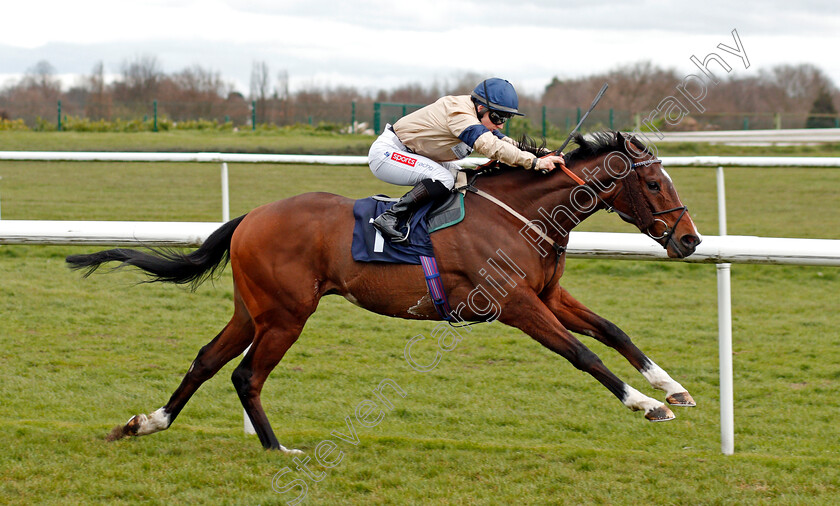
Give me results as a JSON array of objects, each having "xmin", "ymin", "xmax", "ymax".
[{"xmin": 1, "ymin": 0, "xmax": 839, "ymax": 97}]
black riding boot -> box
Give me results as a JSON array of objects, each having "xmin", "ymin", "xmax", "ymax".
[{"xmin": 373, "ymin": 179, "xmax": 450, "ymax": 242}]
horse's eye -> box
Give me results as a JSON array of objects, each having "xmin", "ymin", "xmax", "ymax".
[{"xmin": 646, "ymin": 181, "xmax": 661, "ymax": 191}]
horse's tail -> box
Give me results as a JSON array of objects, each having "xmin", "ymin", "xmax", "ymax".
[{"xmin": 66, "ymin": 214, "xmax": 247, "ymax": 290}]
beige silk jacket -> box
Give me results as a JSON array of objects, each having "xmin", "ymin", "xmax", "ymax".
[{"xmin": 392, "ymin": 95, "xmax": 537, "ymax": 169}]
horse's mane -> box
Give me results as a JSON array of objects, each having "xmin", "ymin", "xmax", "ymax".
[
  {"xmin": 465, "ymin": 130, "xmax": 651, "ymax": 177},
  {"xmin": 564, "ymin": 131, "xmax": 652, "ymax": 166}
]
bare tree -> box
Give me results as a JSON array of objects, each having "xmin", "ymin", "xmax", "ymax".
[
  {"xmin": 250, "ymin": 61, "xmax": 270, "ymax": 123},
  {"xmin": 543, "ymin": 61, "xmax": 679, "ymax": 113},
  {"xmin": 275, "ymin": 70, "xmax": 289, "ymax": 101},
  {"xmin": 759, "ymin": 64, "xmax": 835, "ymax": 111},
  {"xmin": 25, "ymin": 60, "xmax": 62, "ymax": 97},
  {"xmin": 275, "ymin": 69, "xmax": 290, "ymax": 123},
  {"xmin": 162, "ymin": 65, "xmax": 230, "ymax": 121},
  {"xmin": 447, "ymin": 72, "xmax": 485, "ymax": 95},
  {"xmin": 85, "ymin": 61, "xmax": 111, "ymax": 120},
  {"xmin": 5, "ymin": 60, "xmax": 63, "ymax": 124},
  {"xmin": 113, "ymin": 55, "xmax": 162, "ymax": 112}
]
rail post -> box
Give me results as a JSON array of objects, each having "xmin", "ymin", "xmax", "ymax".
[
  {"xmin": 717, "ymin": 165, "xmax": 735, "ymax": 455},
  {"xmin": 251, "ymin": 100, "xmax": 257, "ymax": 131},
  {"xmin": 542, "ymin": 105, "xmax": 547, "ymax": 138},
  {"xmin": 57, "ymin": 101, "xmax": 62, "ymax": 131},
  {"xmin": 221, "ymin": 162, "xmax": 230, "ymax": 223},
  {"xmin": 153, "ymin": 100, "xmax": 158, "ymax": 132},
  {"xmin": 373, "ymin": 102, "xmax": 381, "ymax": 134}
]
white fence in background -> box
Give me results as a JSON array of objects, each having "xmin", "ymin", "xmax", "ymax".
[
  {"xmin": 3, "ymin": 151, "xmax": 840, "ymax": 166},
  {"xmin": 2, "ymin": 152, "xmax": 840, "ymax": 453},
  {"xmin": 1, "ymin": 220, "xmax": 838, "ymax": 265}
]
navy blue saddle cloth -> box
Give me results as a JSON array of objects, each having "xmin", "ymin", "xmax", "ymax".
[{"xmin": 351, "ymin": 193, "xmax": 464, "ymax": 264}]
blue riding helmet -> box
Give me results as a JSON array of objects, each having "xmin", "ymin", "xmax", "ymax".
[{"xmin": 471, "ymin": 78, "xmax": 525, "ymax": 116}]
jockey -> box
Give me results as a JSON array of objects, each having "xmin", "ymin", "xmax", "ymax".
[{"xmin": 368, "ymin": 77, "xmax": 566, "ymax": 242}]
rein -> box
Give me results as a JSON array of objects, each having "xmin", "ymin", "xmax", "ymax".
[{"xmin": 457, "ymin": 175, "xmax": 566, "ymax": 284}]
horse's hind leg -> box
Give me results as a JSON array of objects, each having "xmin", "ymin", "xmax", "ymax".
[
  {"xmin": 108, "ymin": 294, "xmax": 255, "ymax": 441},
  {"xmin": 541, "ymin": 284, "xmax": 695, "ymax": 407},
  {"xmin": 230, "ymin": 310, "xmax": 310, "ymax": 453}
]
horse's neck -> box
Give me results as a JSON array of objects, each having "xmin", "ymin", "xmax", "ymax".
[{"xmin": 476, "ymin": 160, "xmax": 609, "ymax": 238}]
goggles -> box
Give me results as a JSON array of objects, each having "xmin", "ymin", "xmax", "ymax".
[{"xmin": 488, "ymin": 110, "xmax": 512, "ymax": 126}]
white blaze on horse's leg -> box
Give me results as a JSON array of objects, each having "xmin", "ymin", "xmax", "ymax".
[
  {"xmin": 278, "ymin": 445, "xmax": 305, "ymax": 456},
  {"xmin": 132, "ymin": 407, "xmax": 171, "ymax": 436},
  {"xmin": 369, "ymin": 219, "xmax": 385, "ymax": 253},
  {"xmin": 641, "ymin": 362, "xmax": 687, "ymax": 397},
  {"xmin": 622, "ymin": 385, "xmax": 664, "ymax": 414}
]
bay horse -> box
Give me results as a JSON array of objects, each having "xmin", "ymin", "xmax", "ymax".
[{"xmin": 67, "ymin": 131, "xmax": 701, "ymax": 453}]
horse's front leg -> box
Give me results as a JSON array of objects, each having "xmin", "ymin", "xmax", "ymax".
[
  {"xmin": 540, "ymin": 284, "xmax": 695, "ymax": 407},
  {"xmin": 499, "ymin": 291, "xmax": 675, "ymax": 422}
]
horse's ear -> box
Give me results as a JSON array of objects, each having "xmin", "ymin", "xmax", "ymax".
[{"xmin": 614, "ymin": 131, "xmax": 627, "ymax": 153}]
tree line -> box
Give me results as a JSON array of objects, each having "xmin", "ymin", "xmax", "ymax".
[{"xmin": 0, "ymin": 56, "xmax": 837, "ymax": 131}]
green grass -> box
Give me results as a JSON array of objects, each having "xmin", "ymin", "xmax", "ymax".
[
  {"xmin": 1, "ymin": 134, "xmax": 839, "ymax": 504},
  {"xmin": 0, "ymin": 130, "xmax": 374, "ymax": 155}
]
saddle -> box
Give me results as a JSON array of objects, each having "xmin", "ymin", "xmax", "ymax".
[
  {"xmin": 371, "ymin": 191, "xmax": 464, "ymax": 234},
  {"xmin": 352, "ymin": 172, "xmax": 468, "ymax": 265}
]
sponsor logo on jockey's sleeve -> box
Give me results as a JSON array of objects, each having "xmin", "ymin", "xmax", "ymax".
[
  {"xmin": 451, "ymin": 142, "xmax": 473, "ymax": 159},
  {"xmin": 391, "ymin": 152, "xmax": 417, "ymax": 167}
]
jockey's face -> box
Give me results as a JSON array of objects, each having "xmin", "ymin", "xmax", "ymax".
[{"xmin": 478, "ymin": 106, "xmax": 502, "ymax": 132}]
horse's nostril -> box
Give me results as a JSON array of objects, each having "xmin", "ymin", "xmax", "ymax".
[{"xmin": 681, "ymin": 234, "xmax": 700, "ymax": 248}]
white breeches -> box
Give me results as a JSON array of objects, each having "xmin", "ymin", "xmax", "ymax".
[{"xmin": 368, "ymin": 125, "xmax": 459, "ymax": 189}]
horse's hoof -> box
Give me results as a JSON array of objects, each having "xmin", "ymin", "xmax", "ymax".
[
  {"xmin": 106, "ymin": 424, "xmax": 127, "ymax": 442},
  {"xmin": 667, "ymin": 391, "xmax": 696, "ymax": 407},
  {"xmin": 645, "ymin": 405, "xmax": 675, "ymax": 422},
  {"xmin": 106, "ymin": 414, "xmax": 143, "ymax": 442}
]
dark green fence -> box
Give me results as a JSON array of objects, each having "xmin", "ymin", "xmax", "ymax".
[{"xmin": 21, "ymin": 99, "xmax": 840, "ymax": 133}]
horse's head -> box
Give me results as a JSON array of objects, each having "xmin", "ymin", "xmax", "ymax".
[{"xmin": 593, "ymin": 132, "xmax": 702, "ymax": 258}]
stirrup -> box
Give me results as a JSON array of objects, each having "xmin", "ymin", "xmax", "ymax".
[
  {"xmin": 390, "ymin": 223, "xmax": 411, "ymax": 243},
  {"xmin": 372, "ymin": 213, "xmax": 410, "ymax": 243}
]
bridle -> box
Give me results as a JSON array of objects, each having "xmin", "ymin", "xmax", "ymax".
[{"xmin": 557, "ymin": 156, "xmax": 688, "ymax": 250}]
